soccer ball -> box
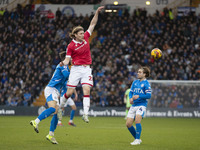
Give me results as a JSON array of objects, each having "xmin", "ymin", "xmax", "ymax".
[{"xmin": 151, "ymin": 48, "xmax": 162, "ymax": 59}]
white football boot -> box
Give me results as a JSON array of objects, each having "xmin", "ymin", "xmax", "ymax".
[
  {"xmin": 130, "ymin": 139, "xmax": 142, "ymax": 145},
  {"xmin": 82, "ymin": 114, "xmax": 89, "ymax": 123}
]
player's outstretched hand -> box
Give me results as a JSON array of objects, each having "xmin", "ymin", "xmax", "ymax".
[
  {"xmin": 132, "ymin": 95, "xmax": 139, "ymax": 100},
  {"xmin": 60, "ymin": 61, "xmax": 64, "ymax": 67},
  {"xmin": 130, "ymin": 98, "xmax": 134, "ymax": 104}
]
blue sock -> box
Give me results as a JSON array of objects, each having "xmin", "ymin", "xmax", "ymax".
[
  {"xmin": 38, "ymin": 107, "xmax": 56, "ymax": 121},
  {"xmin": 50, "ymin": 114, "xmax": 58, "ymax": 132},
  {"xmin": 53, "ymin": 114, "xmax": 58, "ymax": 131},
  {"xmin": 136, "ymin": 123, "xmax": 142, "ymax": 139},
  {"xmin": 128, "ymin": 126, "xmax": 136, "ymax": 139},
  {"xmin": 70, "ymin": 110, "xmax": 75, "ymax": 121}
]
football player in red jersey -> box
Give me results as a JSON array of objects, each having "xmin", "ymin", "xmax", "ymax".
[{"xmin": 60, "ymin": 6, "xmax": 104, "ymax": 123}]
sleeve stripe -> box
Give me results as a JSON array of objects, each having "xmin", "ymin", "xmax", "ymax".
[
  {"xmin": 146, "ymin": 89, "xmax": 152, "ymax": 93},
  {"xmin": 145, "ymin": 90, "xmax": 151, "ymax": 92},
  {"xmin": 87, "ymin": 30, "xmax": 92, "ymax": 36},
  {"xmin": 65, "ymin": 55, "xmax": 71, "ymax": 58}
]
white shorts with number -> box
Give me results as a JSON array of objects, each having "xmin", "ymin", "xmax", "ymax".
[
  {"xmin": 127, "ymin": 106, "xmax": 146, "ymax": 119},
  {"xmin": 67, "ymin": 65, "xmax": 93, "ymax": 88},
  {"xmin": 44, "ymin": 86, "xmax": 60, "ymax": 105}
]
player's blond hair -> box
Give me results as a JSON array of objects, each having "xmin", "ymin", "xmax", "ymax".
[{"xmin": 69, "ymin": 26, "xmax": 84, "ymax": 39}]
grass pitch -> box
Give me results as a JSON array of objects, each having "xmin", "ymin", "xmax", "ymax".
[{"xmin": 0, "ymin": 116, "xmax": 199, "ymax": 150}]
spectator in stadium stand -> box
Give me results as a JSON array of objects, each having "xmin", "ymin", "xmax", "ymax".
[
  {"xmin": 23, "ymin": 89, "xmax": 32, "ymax": 106},
  {"xmin": 55, "ymin": 8, "xmax": 62, "ymax": 19},
  {"xmin": 47, "ymin": 0, "xmax": 102, "ymax": 4},
  {"xmin": 47, "ymin": 9, "xmax": 55, "ymax": 19},
  {"xmin": 0, "ymin": 8, "xmax": 5, "ymax": 16},
  {"xmin": 0, "ymin": 92, "xmax": 5, "ymax": 105}
]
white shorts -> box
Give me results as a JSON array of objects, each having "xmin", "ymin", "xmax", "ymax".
[
  {"xmin": 67, "ymin": 65, "xmax": 93, "ymax": 88},
  {"xmin": 127, "ymin": 106, "xmax": 146, "ymax": 119},
  {"xmin": 61, "ymin": 97, "xmax": 75, "ymax": 107},
  {"xmin": 44, "ymin": 86, "xmax": 60, "ymax": 105}
]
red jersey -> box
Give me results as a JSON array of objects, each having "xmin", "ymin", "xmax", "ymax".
[{"xmin": 66, "ymin": 30, "xmax": 92, "ymax": 65}]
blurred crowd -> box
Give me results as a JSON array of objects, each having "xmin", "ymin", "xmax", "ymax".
[
  {"xmin": 150, "ymin": 83, "xmax": 200, "ymax": 108},
  {"xmin": 46, "ymin": 0, "xmax": 102, "ymax": 4},
  {"xmin": 0, "ymin": 4, "xmax": 199, "ymax": 108}
]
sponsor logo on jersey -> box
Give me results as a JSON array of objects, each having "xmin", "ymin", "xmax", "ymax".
[
  {"xmin": 134, "ymin": 88, "xmax": 144, "ymax": 94},
  {"xmin": 74, "ymin": 40, "xmax": 87, "ymax": 51},
  {"xmin": 75, "ymin": 43, "xmax": 86, "ymax": 50}
]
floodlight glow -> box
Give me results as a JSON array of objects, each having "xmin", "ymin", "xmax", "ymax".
[
  {"xmin": 105, "ymin": 10, "xmax": 112, "ymax": 12},
  {"xmin": 146, "ymin": 1, "xmax": 150, "ymax": 5},
  {"xmin": 114, "ymin": 1, "xmax": 118, "ymax": 5}
]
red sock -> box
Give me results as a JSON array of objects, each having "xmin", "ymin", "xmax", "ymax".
[
  {"xmin": 84, "ymin": 95, "xmax": 90, "ymax": 98},
  {"xmin": 64, "ymin": 93, "xmax": 69, "ymax": 99}
]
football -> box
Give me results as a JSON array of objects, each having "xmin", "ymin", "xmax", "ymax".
[{"xmin": 151, "ymin": 48, "xmax": 162, "ymax": 59}]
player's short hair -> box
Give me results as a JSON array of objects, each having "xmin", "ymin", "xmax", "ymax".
[
  {"xmin": 59, "ymin": 51, "xmax": 66, "ymax": 61},
  {"xmin": 69, "ymin": 26, "xmax": 84, "ymax": 39},
  {"xmin": 140, "ymin": 66, "xmax": 150, "ymax": 78}
]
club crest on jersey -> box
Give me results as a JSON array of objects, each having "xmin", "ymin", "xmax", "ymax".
[
  {"xmin": 141, "ymin": 84, "xmax": 144, "ymax": 87},
  {"xmin": 63, "ymin": 66, "xmax": 69, "ymax": 70}
]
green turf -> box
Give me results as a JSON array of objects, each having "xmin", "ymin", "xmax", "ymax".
[{"xmin": 0, "ymin": 116, "xmax": 199, "ymax": 150}]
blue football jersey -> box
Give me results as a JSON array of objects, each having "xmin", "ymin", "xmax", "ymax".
[
  {"xmin": 129, "ymin": 79, "xmax": 152, "ymax": 107},
  {"xmin": 47, "ymin": 64, "xmax": 70, "ymax": 91},
  {"xmin": 60, "ymin": 80, "xmax": 67, "ymax": 97}
]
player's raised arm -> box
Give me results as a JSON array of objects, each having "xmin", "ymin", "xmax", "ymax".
[{"xmin": 88, "ymin": 6, "xmax": 104, "ymax": 34}]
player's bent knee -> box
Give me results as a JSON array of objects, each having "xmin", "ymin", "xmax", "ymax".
[
  {"xmin": 126, "ymin": 121, "xmax": 132, "ymax": 128},
  {"xmin": 83, "ymin": 85, "xmax": 91, "ymax": 95},
  {"xmin": 47, "ymin": 101, "xmax": 57, "ymax": 108},
  {"xmin": 71, "ymin": 105, "xmax": 76, "ymax": 110},
  {"xmin": 135, "ymin": 115, "xmax": 142, "ymax": 124},
  {"xmin": 54, "ymin": 105, "xmax": 59, "ymax": 114}
]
